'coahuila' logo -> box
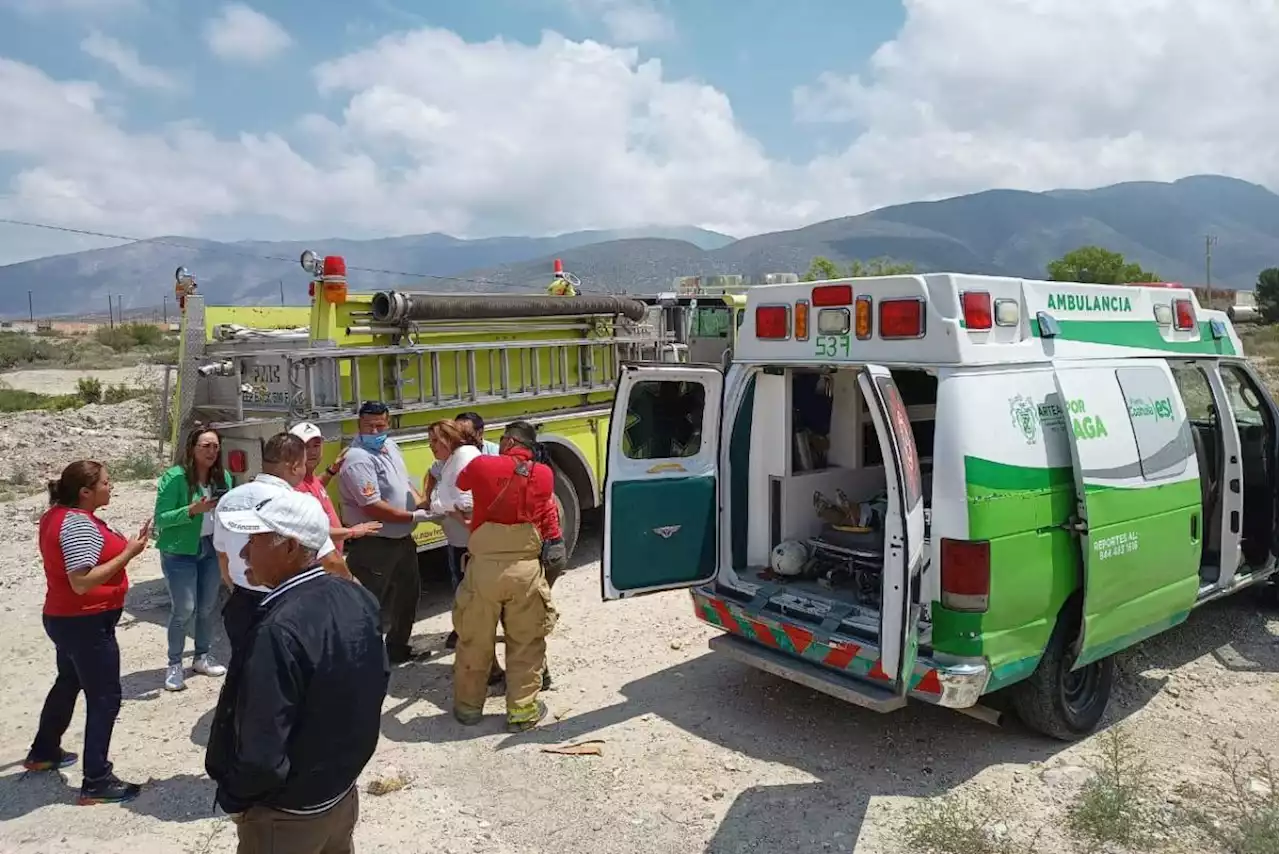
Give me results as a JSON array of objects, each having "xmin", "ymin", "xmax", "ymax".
[{"xmin": 1009, "ymin": 394, "xmax": 1039, "ymax": 445}]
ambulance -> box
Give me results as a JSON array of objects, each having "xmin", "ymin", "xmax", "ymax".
[{"xmin": 600, "ymin": 274, "xmax": 1278, "ymax": 740}]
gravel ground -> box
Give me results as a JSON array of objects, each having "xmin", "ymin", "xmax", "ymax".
[
  {"xmin": 0, "ymin": 482, "xmax": 1274, "ymax": 854},
  {"xmin": 0, "ymin": 384, "xmax": 1275, "ymax": 854},
  {"xmin": 0, "ymin": 399, "xmax": 160, "ymax": 485},
  {"xmin": 0, "ymin": 366, "xmax": 164, "ymax": 397}
]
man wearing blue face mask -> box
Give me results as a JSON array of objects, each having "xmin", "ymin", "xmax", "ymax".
[{"xmin": 337, "ymin": 401, "xmax": 432, "ymax": 664}]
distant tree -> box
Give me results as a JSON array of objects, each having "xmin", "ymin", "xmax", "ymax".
[
  {"xmin": 1256, "ymin": 267, "xmax": 1278, "ymax": 324},
  {"xmin": 850, "ymin": 257, "xmax": 916, "ymax": 277},
  {"xmin": 802, "ymin": 256, "xmax": 842, "ymax": 282},
  {"xmin": 1047, "ymin": 246, "xmax": 1159, "ymax": 284},
  {"xmin": 803, "ymin": 256, "xmax": 916, "ymax": 281}
]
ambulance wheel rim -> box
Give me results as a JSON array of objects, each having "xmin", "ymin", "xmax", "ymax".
[{"xmin": 1061, "ymin": 662, "xmax": 1100, "ymax": 712}]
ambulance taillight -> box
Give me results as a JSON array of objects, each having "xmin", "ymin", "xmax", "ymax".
[
  {"xmin": 879, "ymin": 298, "xmax": 924, "ymax": 339},
  {"xmin": 756, "ymin": 305, "xmax": 790, "ymax": 339},
  {"xmin": 961, "ymin": 291, "xmax": 992, "ymax": 330},
  {"xmin": 228, "ymin": 450, "xmax": 248, "ymax": 474},
  {"xmin": 940, "ymin": 538, "xmax": 990, "ymax": 612},
  {"xmin": 794, "ymin": 300, "xmax": 810, "ymax": 340},
  {"xmin": 1173, "ymin": 298, "xmax": 1196, "ymax": 331},
  {"xmin": 854, "ymin": 296, "xmax": 872, "ymax": 340},
  {"xmin": 812, "ymin": 283, "xmax": 853, "ymax": 307}
]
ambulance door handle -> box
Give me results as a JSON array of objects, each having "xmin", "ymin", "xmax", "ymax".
[
  {"xmin": 1230, "ymin": 511, "xmax": 1240, "ymax": 534},
  {"xmin": 1057, "ymin": 517, "xmax": 1087, "ymax": 534}
]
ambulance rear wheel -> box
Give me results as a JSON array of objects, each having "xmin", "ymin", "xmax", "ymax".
[
  {"xmin": 551, "ymin": 465, "xmax": 581, "ymax": 561},
  {"xmin": 1009, "ymin": 615, "xmax": 1114, "ymax": 741}
]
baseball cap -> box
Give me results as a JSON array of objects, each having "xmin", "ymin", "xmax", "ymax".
[
  {"xmin": 289, "ymin": 421, "xmax": 323, "ymax": 443},
  {"xmin": 217, "ymin": 492, "xmax": 331, "ymax": 551}
]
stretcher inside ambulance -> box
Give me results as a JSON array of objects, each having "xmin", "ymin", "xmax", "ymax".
[{"xmin": 600, "ymin": 273, "xmax": 1277, "ymax": 740}]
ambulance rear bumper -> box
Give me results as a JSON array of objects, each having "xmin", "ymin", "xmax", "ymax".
[{"xmin": 691, "ymin": 586, "xmax": 990, "ymax": 710}]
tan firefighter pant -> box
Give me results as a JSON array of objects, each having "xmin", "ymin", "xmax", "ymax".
[{"xmin": 452, "ymin": 522, "xmax": 557, "ymax": 724}]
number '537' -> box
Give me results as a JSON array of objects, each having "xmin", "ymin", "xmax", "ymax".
[{"xmin": 815, "ymin": 335, "xmax": 849, "ymax": 358}]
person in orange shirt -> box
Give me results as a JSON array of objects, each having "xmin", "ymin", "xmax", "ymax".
[{"xmin": 289, "ymin": 422, "xmax": 382, "ymax": 550}]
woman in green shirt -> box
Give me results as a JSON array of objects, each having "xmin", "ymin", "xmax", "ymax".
[{"xmin": 153, "ymin": 429, "xmax": 232, "ymax": 692}]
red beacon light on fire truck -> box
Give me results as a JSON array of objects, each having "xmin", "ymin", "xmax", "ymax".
[{"xmin": 300, "ymin": 249, "xmax": 348, "ymax": 305}]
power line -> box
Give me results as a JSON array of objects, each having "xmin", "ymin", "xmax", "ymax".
[{"xmin": 0, "ymin": 216, "xmax": 514, "ymax": 289}]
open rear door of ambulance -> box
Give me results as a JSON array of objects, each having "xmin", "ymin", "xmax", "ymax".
[
  {"xmin": 859, "ymin": 366, "xmax": 927, "ymax": 696},
  {"xmin": 602, "ymin": 363, "xmax": 723, "ymax": 600},
  {"xmin": 1051, "ymin": 361, "xmax": 1201, "ymax": 669}
]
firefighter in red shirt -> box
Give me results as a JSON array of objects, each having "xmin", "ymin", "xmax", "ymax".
[{"xmin": 452, "ymin": 421, "xmax": 565, "ymax": 731}]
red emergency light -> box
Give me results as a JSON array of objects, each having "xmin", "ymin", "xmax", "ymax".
[
  {"xmin": 322, "ymin": 255, "xmax": 347, "ymax": 279},
  {"xmin": 879, "ymin": 298, "xmax": 924, "ymax": 339},
  {"xmin": 812, "ymin": 283, "xmax": 853, "ymax": 307},
  {"xmin": 755, "ymin": 305, "xmax": 790, "ymax": 339},
  {"xmin": 960, "ymin": 291, "xmax": 992, "ymax": 330},
  {"xmin": 1173, "ymin": 298, "xmax": 1196, "ymax": 331},
  {"xmin": 227, "ymin": 449, "xmax": 248, "ymax": 474}
]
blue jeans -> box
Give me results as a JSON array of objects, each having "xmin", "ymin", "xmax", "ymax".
[
  {"xmin": 159, "ymin": 536, "xmax": 221, "ymax": 666},
  {"xmin": 31, "ymin": 609, "xmax": 122, "ymax": 781},
  {"xmin": 446, "ymin": 545, "xmax": 467, "ymax": 591}
]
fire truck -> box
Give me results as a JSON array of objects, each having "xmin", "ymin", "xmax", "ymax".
[{"xmin": 166, "ymin": 252, "xmax": 741, "ymax": 559}]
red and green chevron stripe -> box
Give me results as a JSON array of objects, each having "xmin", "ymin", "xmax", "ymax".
[{"xmin": 691, "ymin": 589, "xmax": 945, "ymax": 699}]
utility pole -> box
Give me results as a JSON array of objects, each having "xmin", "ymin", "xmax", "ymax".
[
  {"xmin": 163, "ymin": 295, "xmax": 168, "ymax": 325},
  {"xmin": 108, "ymin": 295, "xmax": 114, "ymax": 329},
  {"xmin": 1205, "ymin": 234, "xmax": 1218, "ymax": 305},
  {"xmin": 279, "ymin": 279, "xmax": 285, "ymax": 306},
  {"xmin": 27, "ymin": 290, "xmax": 33, "ymax": 325},
  {"xmin": 116, "ymin": 295, "xmax": 124, "ymax": 324}
]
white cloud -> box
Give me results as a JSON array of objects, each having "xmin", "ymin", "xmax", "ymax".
[
  {"xmin": 80, "ymin": 32, "xmax": 181, "ymax": 91},
  {"xmin": 0, "ymin": 1, "xmax": 1275, "ymax": 264},
  {"xmin": 793, "ymin": 0, "xmax": 1279, "ymax": 208},
  {"xmin": 203, "ymin": 3, "xmax": 292, "ymax": 64},
  {"xmin": 0, "ymin": 0, "xmax": 141, "ymax": 14},
  {"xmin": 564, "ymin": 0, "xmax": 675, "ymax": 44}
]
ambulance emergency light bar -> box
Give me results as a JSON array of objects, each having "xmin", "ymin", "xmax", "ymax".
[
  {"xmin": 1132, "ymin": 282, "xmax": 1198, "ymax": 331},
  {"xmin": 753, "ymin": 282, "xmax": 1019, "ymax": 342}
]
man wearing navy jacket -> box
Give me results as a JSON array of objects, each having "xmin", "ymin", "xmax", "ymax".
[{"xmin": 206, "ymin": 491, "xmax": 389, "ymax": 854}]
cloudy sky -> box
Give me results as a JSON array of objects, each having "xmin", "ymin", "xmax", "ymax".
[{"xmin": 0, "ymin": 0, "xmax": 1275, "ymax": 265}]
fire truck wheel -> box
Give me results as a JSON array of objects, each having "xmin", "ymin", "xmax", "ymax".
[
  {"xmin": 1008, "ymin": 608, "xmax": 1114, "ymax": 741},
  {"xmin": 551, "ymin": 465, "xmax": 581, "ymax": 561}
]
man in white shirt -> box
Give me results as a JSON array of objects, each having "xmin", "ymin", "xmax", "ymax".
[{"xmin": 214, "ymin": 433, "xmax": 349, "ymax": 666}]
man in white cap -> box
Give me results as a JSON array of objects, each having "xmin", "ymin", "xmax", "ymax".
[
  {"xmin": 205, "ymin": 491, "xmax": 388, "ymax": 854},
  {"xmin": 290, "ymin": 421, "xmax": 382, "ymax": 552}
]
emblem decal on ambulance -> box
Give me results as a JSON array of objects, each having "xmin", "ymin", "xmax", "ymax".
[
  {"xmin": 653, "ymin": 525, "xmax": 682, "ymax": 539},
  {"xmin": 1008, "ymin": 394, "xmax": 1040, "ymax": 445}
]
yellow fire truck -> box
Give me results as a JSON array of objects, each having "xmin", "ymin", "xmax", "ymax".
[{"xmin": 167, "ymin": 252, "xmax": 741, "ymax": 558}]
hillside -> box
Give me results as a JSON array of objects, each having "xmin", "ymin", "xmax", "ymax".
[
  {"xmin": 0, "ymin": 225, "xmax": 734, "ymax": 316},
  {"xmin": 462, "ymin": 175, "xmax": 1279, "ymax": 292},
  {"xmin": 0, "ymin": 175, "xmax": 1274, "ymax": 313}
]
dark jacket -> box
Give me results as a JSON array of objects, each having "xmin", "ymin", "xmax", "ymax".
[{"xmin": 205, "ymin": 568, "xmax": 389, "ymax": 815}]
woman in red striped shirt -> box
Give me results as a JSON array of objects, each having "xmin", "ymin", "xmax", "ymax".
[{"xmin": 25, "ymin": 460, "xmax": 152, "ymax": 805}]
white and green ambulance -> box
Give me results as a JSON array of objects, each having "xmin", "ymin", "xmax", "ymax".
[{"xmin": 600, "ymin": 274, "xmax": 1277, "ymax": 740}]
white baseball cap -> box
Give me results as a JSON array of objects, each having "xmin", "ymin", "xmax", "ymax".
[
  {"xmin": 217, "ymin": 491, "xmax": 331, "ymax": 551},
  {"xmin": 289, "ymin": 422, "xmax": 323, "ymax": 443}
]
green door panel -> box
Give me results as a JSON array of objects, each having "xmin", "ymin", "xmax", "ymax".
[
  {"xmin": 1075, "ymin": 480, "xmax": 1200, "ymax": 666},
  {"xmin": 607, "ymin": 476, "xmax": 716, "ymax": 591}
]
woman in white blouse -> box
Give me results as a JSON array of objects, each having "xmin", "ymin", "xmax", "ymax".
[{"xmin": 426, "ymin": 420, "xmax": 481, "ymax": 648}]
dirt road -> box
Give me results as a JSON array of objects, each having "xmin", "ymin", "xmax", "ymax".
[{"xmin": 0, "ymin": 484, "xmax": 1276, "ymax": 854}]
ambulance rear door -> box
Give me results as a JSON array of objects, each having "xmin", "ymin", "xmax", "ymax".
[
  {"xmin": 1051, "ymin": 360, "xmax": 1201, "ymax": 669},
  {"xmin": 602, "ymin": 363, "xmax": 724, "ymax": 600},
  {"xmin": 859, "ymin": 365, "xmax": 927, "ymax": 695}
]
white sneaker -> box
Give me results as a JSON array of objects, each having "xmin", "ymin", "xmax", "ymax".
[
  {"xmin": 164, "ymin": 664, "xmax": 186, "ymax": 692},
  {"xmin": 192, "ymin": 655, "xmax": 227, "ymax": 677}
]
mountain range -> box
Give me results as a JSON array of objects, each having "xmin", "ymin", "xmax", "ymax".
[{"xmin": 0, "ymin": 175, "xmax": 1274, "ymax": 317}]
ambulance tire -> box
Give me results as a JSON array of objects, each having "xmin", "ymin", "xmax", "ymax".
[
  {"xmin": 551, "ymin": 465, "xmax": 581, "ymax": 562},
  {"xmin": 1009, "ymin": 613, "xmax": 1114, "ymax": 741}
]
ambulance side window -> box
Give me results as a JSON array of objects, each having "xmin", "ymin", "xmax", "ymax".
[
  {"xmin": 622, "ymin": 380, "xmax": 705, "ymax": 460},
  {"xmin": 1169, "ymin": 364, "xmax": 1216, "ymax": 425},
  {"xmin": 1116, "ymin": 366, "xmax": 1190, "ymax": 482},
  {"xmin": 1220, "ymin": 365, "xmax": 1266, "ymax": 427}
]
